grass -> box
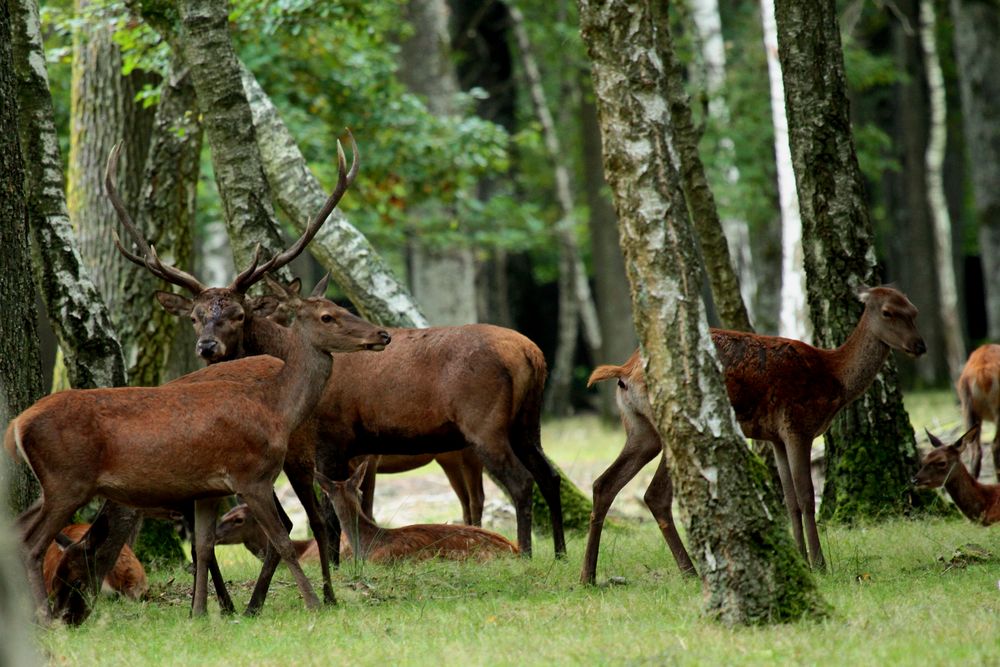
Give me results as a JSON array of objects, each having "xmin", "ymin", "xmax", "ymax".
[{"xmin": 33, "ymin": 391, "xmax": 1000, "ymax": 665}]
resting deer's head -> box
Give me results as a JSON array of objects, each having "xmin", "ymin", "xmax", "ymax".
[{"xmin": 911, "ymin": 427, "xmax": 978, "ymax": 488}]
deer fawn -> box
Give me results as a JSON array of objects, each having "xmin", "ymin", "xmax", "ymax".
[
  {"xmin": 315, "ymin": 462, "xmax": 518, "ymax": 563},
  {"xmin": 956, "ymin": 344, "xmax": 1000, "ymax": 481},
  {"xmin": 913, "ymin": 427, "xmax": 1000, "ymax": 526},
  {"xmin": 44, "ymin": 525, "xmax": 147, "ymax": 604},
  {"xmin": 582, "ymin": 285, "xmax": 925, "ymax": 580}
]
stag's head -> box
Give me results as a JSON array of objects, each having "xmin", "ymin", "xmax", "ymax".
[
  {"xmin": 911, "ymin": 427, "xmax": 977, "ymax": 488},
  {"xmin": 857, "ymin": 285, "xmax": 927, "ymax": 358},
  {"xmin": 106, "ymin": 132, "xmax": 359, "ymax": 364}
]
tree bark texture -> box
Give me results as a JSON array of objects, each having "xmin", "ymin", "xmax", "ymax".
[
  {"xmin": 951, "ymin": 0, "xmax": 1000, "ymax": 341},
  {"xmin": 579, "ymin": 0, "xmax": 824, "ymax": 625},
  {"xmin": 774, "ymin": 0, "xmax": 925, "ymax": 521},
  {"xmin": 176, "ymin": 0, "xmax": 288, "ymax": 272},
  {"xmin": 919, "ymin": 0, "xmax": 965, "ymax": 381},
  {"xmin": 10, "ymin": 0, "xmax": 126, "ymax": 392},
  {"xmin": 119, "ymin": 58, "xmax": 203, "ymax": 386},
  {"xmin": 239, "ymin": 66, "xmax": 428, "ymax": 328},
  {"xmin": 581, "ymin": 87, "xmax": 637, "ymax": 417},
  {"xmin": 1, "ymin": 0, "xmax": 45, "ymax": 514}
]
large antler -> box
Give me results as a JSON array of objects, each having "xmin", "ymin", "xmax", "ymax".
[
  {"xmin": 231, "ymin": 130, "xmax": 359, "ymax": 294},
  {"xmin": 105, "ymin": 142, "xmax": 207, "ymax": 295}
]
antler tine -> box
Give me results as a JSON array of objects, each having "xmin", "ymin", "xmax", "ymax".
[
  {"xmin": 232, "ymin": 130, "xmax": 359, "ymax": 293},
  {"xmin": 230, "ymin": 244, "xmax": 265, "ymax": 291},
  {"xmin": 105, "ymin": 142, "xmax": 206, "ymax": 295}
]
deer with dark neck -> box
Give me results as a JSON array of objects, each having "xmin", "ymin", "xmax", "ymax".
[{"xmin": 913, "ymin": 428, "xmax": 1000, "ymax": 526}]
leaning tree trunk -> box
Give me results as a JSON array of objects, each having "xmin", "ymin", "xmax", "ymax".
[
  {"xmin": 10, "ymin": 0, "xmax": 126, "ymax": 393},
  {"xmin": 175, "ymin": 0, "xmax": 288, "ymax": 272},
  {"xmin": 950, "ymin": 0, "xmax": 1000, "ymax": 341},
  {"xmin": 919, "ymin": 0, "xmax": 965, "ymax": 381},
  {"xmin": 397, "ymin": 0, "xmax": 477, "ymax": 327},
  {"xmin": 774, "ymin": 0, "xmax": 926, "ymax": 521},
  {"xmin": 579, "ymin": 0, "xmax": 825, "ymax": 626},
  {"xmin": 1, "ymin": 0, "xmax": 44, "ymax": 515}
]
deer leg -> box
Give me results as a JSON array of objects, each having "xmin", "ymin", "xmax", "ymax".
[
  {"xmin": 438, "ymin": 455, "xmax": 474, "ymax": 525},
  {"xmin": 771, "ymin": 440, "xmax": 807, "ymax": 563},
  {"xmin": 992, "ymin": 424, "xmax": 1000, "ymax": 484},
  {"xmin": 317, "ymin": 454, "xmax": 351, "ymax": 568},
  {"xmin": 243, "ymin": 492, "xmax": 295, "ymax": 616},
  {"xmin": 963, "ymin": 410, "xmax": 983, "ymax": 479},
  {"xmin": 20, "ymin": 498, "xmax": 80, "ymax": 622},
  {"xmin": 462, "ymin": 449, "xmax": 485, "ymax": 526},
  {"xmin": 359, "ymin": 456, "xmax": 378, "ymax": 519},
  {"xmin": 644, "ymin": 453, "xmax": 697, "ymax": 576},
  {"xmin": 472, "ymin": 440, "xmax": 535, "ymax": 557},
  {"xmin": 512, "ymin": 442, "xmax": 565, "ymax": 558},
  {"xmin": 786, "ymin": 436, "xmax": 824, "ymax": 571},
  {"xmin": 285, "ymin": 464, "xmax": 336, "ymax": 606},
  {"xmin": 191, "ymin": 498, "xmax": 222, "ymax": 617},
  {"xmin": 242, "ymin": 490, "xmax": 320, "ymax": 611},
  {"xmin": 581, "ymin": 426, "xmax": 661, "ymax": 584}
]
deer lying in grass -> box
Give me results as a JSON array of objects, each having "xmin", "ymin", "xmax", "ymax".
[
  {"xmin": 44, "ymin": 524, "xmax": 147, "ymax": 605},
  {"xmin": 913, "ymin": 427, "xmax": 1000, "ymax": 526},
  {"xmin": 315, "ymin": 462, "xmax": 518, "ymax": 562},
  {"xmin": 956, "ymin": 344, "xmax": 1000, "ymax": 481},
  {"xmin": 5, "ymin": 294, "xmax": 390, "ymax": 622},
  {"xmin": 581, "ymin": 285, "xmax": 925, "ymax": 581},
  {"xmin": 100, "ymin": 137, "xmax": 361, "ymax": 616},
  {"xmin": 215, "ymin": 504, "xmax": 321, "ymax": 562}
]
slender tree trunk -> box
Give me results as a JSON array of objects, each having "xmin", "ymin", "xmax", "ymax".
[
  {"xmin": 176, "ymin": 0, "xmax": 288, "ymax": 272},
  {"xmin": 581, "ymin": 85, "xmax": 637, "ymax": 417},
  {"xmin": 919, "ymin": 0, "xmax": 965, "ymax": 381},
  {"xmin": 507, "ymin": 3, "xmax": 602, "ymax": 414},
  {"xmin": 239, "ymin": 66, "xmax": 428, "ymax": 328},
  {"xmin": 398, "ymin": 0, "xmax": 477, "ymax": 327},
  {"xmin": 10, "ymin": 0, "xmax": 125, "ymax": 392},
  {"xmin": 950, "ymin": 0, "xmax": 1000, "ymax": 341},
  {"xmin": 774, "ymin": 0, "xmax": 926, "ymax": 521},
  {"xmin": 761, "ymin": 0, "xmax": 809, "ymax": 343},
  {"xmin": 1, "ymin": 0, "xmax": 44, "ymax": 515},
  {"xmin": 579, "ymin": 0, "xmax": 824, "ymax": 625}
]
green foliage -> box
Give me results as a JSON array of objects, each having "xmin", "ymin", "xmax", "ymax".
[{"xmin": 132, "ymin": 518, "xmax": 185, "ymax": 568}]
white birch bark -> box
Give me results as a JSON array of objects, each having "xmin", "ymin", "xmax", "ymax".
[
  {"xmin": 920, "ymin": 0, "xmax": 965, "ymax": 380},
  {"xmin": 761, "ymin": 0, "xmax": 809, "ymax": 341}
]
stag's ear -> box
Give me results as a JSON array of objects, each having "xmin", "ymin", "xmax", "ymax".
[
  {"xmin": 286, "ymin": 277, "xmax": 302, "ymax": 297},
  {"xmin": 251, "ymin": 295, "xmax": 280, "ymax": 319},
  {"xmin": 155, "ymin": 291, "xmax": 194, "ymax": 316},
  {"xmin": 310, "ymin": 273, "xmax": 331, "ymax": 298}
]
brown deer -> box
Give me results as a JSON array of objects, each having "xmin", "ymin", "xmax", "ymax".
[
  {"xmin": 581, "ymin": 285, "xmax": 925, "ymax": 581},
  {"xmin": 5, "ymin": 295, "xmax": 389, "ymax": 621},
  {"xmin": 259, "ymin": 277, "xmax": 487, "ymax": 526},
  {"xmin": 102, "ymin": 136, "xmax": 362, "ymax": 616},
  {"xmin": 44, "ymin": 525, "xmax": 148, "ymax": 603},
  {"xmin": 315, "ymin": 462, "xmax": 518, "ymax": 562},
  {"xmin": 956, "ymin": 344, "xmax": 1000, "ymax": 480},
  {"xmin": 215, "ymin": 504, "xmax": 321, "ymax": 562},
  {"xmin": 913, "ymin": 427, "xmax": 1000, "ymax": 526}
]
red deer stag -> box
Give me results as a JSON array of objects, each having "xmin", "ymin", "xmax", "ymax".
[
  {"xmin": 581, "ymin": 285, "xmax": 925, "ymax": 581},
  {"xmin": 956, "ymin": 344, "xmax": 1000, "ymax": 481},
  {"xmin": 155, "ymin": 283, "xmax": 564, "ymax": 564},
  {"xmin": 259, "ymin": 277, "xmax": 487, "ymax": 526},
  {"xmin": 913, "ymin": 428, "xmax": 1000, "ymax": 526},
  {"xmin": 44, "ymin": 525, "xmax": 147, "ymax": 603},
  {"xmin": 104, "ymin": 136, "xmax": 361, "ymax": 615},
  {"xmin": 315, "ymin": 462, "xmax": 518, "ymax": 562},
  {"xmin": 5, "ymin": 294, "xmax": 389, "ymax": 621}
]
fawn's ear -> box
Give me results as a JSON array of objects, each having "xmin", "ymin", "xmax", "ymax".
[
  {"xmin": 156, "ymin": 291, "xmax": 194, "ymax": 317},
  {"xmin": 349, "ymin": 459, "xmax": 370, "ymax": 489}
]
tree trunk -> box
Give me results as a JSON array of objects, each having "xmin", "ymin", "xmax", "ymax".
[
  {"xmin": 10, "ymin": 0, "xmax": 126, "ymax": 393},
  {"xmin": 581, "ymin": 87, "xmax": 637, "ymax": 417},
  {"xmin": 761, "ymin": 0, "xmax": 809, "ymax": 343},
  {"xmin": 238, "ymin": 65, "xmax": 428, "ymax": 328},
  {"xmin": 950, "ymin": 0, "xmax": 1000, "ymax": 341},
  {"xmin": 1, "ymin": 0, "xmax": 44, "ymax": 515},
  {"xmin": 397, "ymin": 0, "xmax": 477, "ymax": 327},
  {"xmin": 579, "ymin": 0, "xmax": 825, "ymax": 625},
  {"xmin": 119, "ymin": 58, "xmax": 203, "ymax": 386},
  {"xmin": 176, "ymin": 0, "xmax": 288, "ymax": 272},
  {"xmin": 919, "ymin": 0, "xmax": 965, "ymax": 381},
  {"xmin": 774, "ymin": 0, "xmax": 926, "ymax": 521}
]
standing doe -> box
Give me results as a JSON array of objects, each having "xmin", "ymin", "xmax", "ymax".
[
  {"xmin": 582, "ymin": 285, "xmax": 925, "ymax": 581},
  {"xmin": 956, "ymin": 344, "xmax": 1000, "ymax": 481}
]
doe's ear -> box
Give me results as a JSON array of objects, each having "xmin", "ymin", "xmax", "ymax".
[
  {"xmin": 54, "ymin": 531, "xmax": 76, "ymax": 551},
  {"xmin": 349, "ymin": 458, "xmax": 371, "ymax": 488},
  {"xmin": 251, "ymin": 295, "xmax": 280, "ymax": 319},
  {"xmin": 313, "ymin": 469, "xmax": 334, "ymax": 493},
  {"xmin": 286, "ymin": 277, "xmax": 302, "ymax": 297},
  {"xmin": 310, "ymin": 273, "xmax": 331, "ymax": 298},
  {"xmin": 856, "ymin": 284, "xmax": 873, "ymax": 303},
  {"xmin": 156, "ymin": 291, "xmax": 194, "ymax": 317},
  {"xmin": 925, "ymin": 428, "xmax": 945, "ymax": 450},
  {"xmin": 956, "ymin": 425, "xmax": 980, "ymax": 454}
]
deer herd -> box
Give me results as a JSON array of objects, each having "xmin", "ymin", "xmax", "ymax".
[{"xmin": 4, "ymin": 136, "xmax": 998, "ymax": 626}]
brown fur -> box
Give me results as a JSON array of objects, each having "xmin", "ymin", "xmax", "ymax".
[
  {"xmin": 914, "ymin": 429, "xmax": 1000, "ymax": 526},
  {"xmin": 44, "ymin": 524, "xmax": 147, "ymax": 601},
  {"xmin": 956, "ymin": 344, "xmax": 1000, "ymax": 480},
  {"xmin": 215, "ymin": 504, "xmax": 320, "ymax": 562},
  {"xmin": 316, "ymin": 463, "xmax": 518, "ymax": 563},
  {"xmin": 579, "ymin": 286, "xmax": 925, "ymax": 581}
]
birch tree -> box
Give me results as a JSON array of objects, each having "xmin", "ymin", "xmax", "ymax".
[{"xmin": 579, "ymin": 0, "xmax": 824, "ymax": 625}]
